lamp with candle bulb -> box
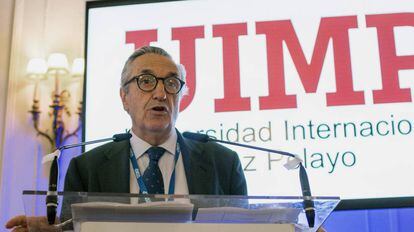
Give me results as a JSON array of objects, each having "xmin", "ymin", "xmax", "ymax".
[{"xmin": 27, "ymin": 53, "xmax": 84, "ymax": 149}]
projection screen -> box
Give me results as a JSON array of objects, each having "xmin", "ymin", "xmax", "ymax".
[{"xmin": 85, "ymin": 0, "xmax": 414, "ymax": 208}]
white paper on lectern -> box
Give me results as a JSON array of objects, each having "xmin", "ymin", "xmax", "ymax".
[
  {"xmin": 195, "ymin": 207, "xmax": 301, "ymax": 224},
  {"xmin": 73, "ymin": 201, "xmax": 193, "ymax": 208},
  {"xmin": 71, "ymin": 201, "xmax": 194, "ymax": 223}
]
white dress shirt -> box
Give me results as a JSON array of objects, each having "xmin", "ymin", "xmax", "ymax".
[{"xmin": 129, "ymin": 130, "xmax": 189, "ymax": 194}]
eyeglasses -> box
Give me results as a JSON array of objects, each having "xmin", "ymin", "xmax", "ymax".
[{"xmin": 123, "ymin": 73, "xmax": 185, "ymax": 94}]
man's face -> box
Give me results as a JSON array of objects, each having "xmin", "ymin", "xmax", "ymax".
[{"xmin": 120, "ymin": 53, "xmax": 181, "ymax": 138}]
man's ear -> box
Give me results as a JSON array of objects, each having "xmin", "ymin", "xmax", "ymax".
[{"xmin": 120, "ymin": 88, "xmax": 129, "ymax": 111}]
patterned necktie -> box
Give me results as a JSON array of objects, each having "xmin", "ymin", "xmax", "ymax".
[{"xmin": 143, "ymin": 146, "xmax": 165, "ymax": 194}]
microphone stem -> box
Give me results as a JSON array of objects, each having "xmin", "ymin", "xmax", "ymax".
[
  {"xmin": 216, "ymin": 138, "xmax": 315, "ymax": 227},
  {"xmin": 45, "ymin": 133, "xmax": 131, "ymax": 225},
  {"xmin": 209, "ymin": 138, "xmax": 295, "ymax": 158},
  {"xmin": 59, "ymin": 137, "xmax": 113, "ymax": 150},
  {"xmin": 184, "ymin": 132, "xmax": 315, "ymax": 228}
]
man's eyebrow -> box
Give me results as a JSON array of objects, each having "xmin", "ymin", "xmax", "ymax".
[
  {"xmin": 139, "ymin": 69, "xmax": 178, "ymax": 77},
  {"xmin": 165, "ymin": 72, "xmax": 179, "ymax": 77},
  {"xmin": 140, "ymin": 69, "xmax": 154, "ymax": 75}
]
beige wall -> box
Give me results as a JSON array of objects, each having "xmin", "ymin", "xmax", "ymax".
[
  {"xmin": 0, "ymin": 0, "xmax": 86, "ymax": 224},
  {"xmin": 0, "ymin": 0, "xmax": 15, "ymax": 188}
]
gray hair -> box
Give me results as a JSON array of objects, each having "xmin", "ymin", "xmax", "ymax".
[{"xmin": 120, "ymin": 46, "xmax": 187, "ymax": 96}]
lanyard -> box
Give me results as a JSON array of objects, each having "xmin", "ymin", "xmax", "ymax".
[{"xmin": 129, "ymin": 142, "xmax": 181, "ymax": 194}]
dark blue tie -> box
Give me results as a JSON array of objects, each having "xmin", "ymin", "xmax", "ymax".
[{"xmin": 143, "ymin": 146, "xmax": 165, "ymax": 194}]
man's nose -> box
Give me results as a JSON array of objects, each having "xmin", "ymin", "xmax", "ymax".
[{"xmin": 152, "ymin": 79, "xmax": 167, "ymax": 100}]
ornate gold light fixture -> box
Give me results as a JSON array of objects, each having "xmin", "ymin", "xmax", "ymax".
[{"xmin": 27, "ymin": 53, "xmax": 84, "ymax": 149}]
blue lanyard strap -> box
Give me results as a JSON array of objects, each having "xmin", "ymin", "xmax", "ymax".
[{"xmin": 129, "ymin": 142, "xmax": 181, "ymax": 195}]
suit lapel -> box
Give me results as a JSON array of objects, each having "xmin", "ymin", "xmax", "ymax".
[
  {"xmin": 178, "ymin": 132, "xmax": 215, "ymax": 194},
  {"xmin": 97, "ymin": 140, "xmax": 130, "ymax": 193}
]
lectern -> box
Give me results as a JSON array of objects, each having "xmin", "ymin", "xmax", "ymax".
[{"xmin": 22, "ymin": 191, "xmax": 339, "ymax": 232}]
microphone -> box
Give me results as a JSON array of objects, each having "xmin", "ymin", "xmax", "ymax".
[
  {"xmin": 182, "ymin": 131, "xmax": 315, "ymax": 228},
  {"xmin": 45, "ymin": 132, "xmax": 132, "ymax": 225},
  {"xmin": 57, "ymin": 133, "xmax": 132, "ymax": 150},
  {"xmin": 299, "ymin": 163, "xmax": 315, "ymax": 227},
  {"xmin": 182, "ymin": 132, "xmax": 296, "ymax": 158},
  {"xmin": 46, "ymin": 156, "xmax": 58, "ymax": 225}
]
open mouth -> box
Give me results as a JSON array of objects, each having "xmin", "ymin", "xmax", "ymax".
[{"xmin": 151, "ymin": 106, "xmax": 168, "ymax": 112}]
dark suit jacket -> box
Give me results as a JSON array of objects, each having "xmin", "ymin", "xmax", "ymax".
[
  {"xmin": 63, "ymin": 132, "xmax": 247, "ymax": 195},
  {"xmin": 60, "ymin": 132, "xmax": 247, "ymax": 228}
]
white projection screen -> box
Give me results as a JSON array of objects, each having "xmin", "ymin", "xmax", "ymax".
[{"xmin": 85, "ymin": 0, "xmax": 414, "ymax": 208}]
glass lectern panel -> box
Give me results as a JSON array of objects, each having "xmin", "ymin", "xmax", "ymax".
[{"xmin": 22, "ymin": 191, "xmax": 339, "ymax": 232}]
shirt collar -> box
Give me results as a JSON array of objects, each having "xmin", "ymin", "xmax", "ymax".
[{"xmin": 130, "ymin": 130, "xmax": 177, "ymax": 159}]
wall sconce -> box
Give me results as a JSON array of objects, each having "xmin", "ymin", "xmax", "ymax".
[{"xmin": 27, "ymin": 53, "xmax": 84, "ymax": 149}]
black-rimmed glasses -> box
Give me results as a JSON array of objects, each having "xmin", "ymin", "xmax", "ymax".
[{"xmin": 123, "ymin": 74, "xmax": 185, "ymax": 94}]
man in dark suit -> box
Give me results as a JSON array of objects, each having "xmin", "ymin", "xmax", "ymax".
[
  {"xmin": 64, "ymin": 130, "xmax": 247, "ymax": 195},
  {"xmin": 64, "ymin": 46, "xmax": 246, "ymax": 195},
  {"xmin": 5, "ymin": 46, "xmax": 246, "ymax": 231}
]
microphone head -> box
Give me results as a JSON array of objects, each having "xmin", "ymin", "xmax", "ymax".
[
  {"xmin": 113, "ymin": 133, "xmax": 132, "ymax": 142},
  {"xmin": 182, "ymin": 132, "xmax": 210, "ymax": 143}
]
